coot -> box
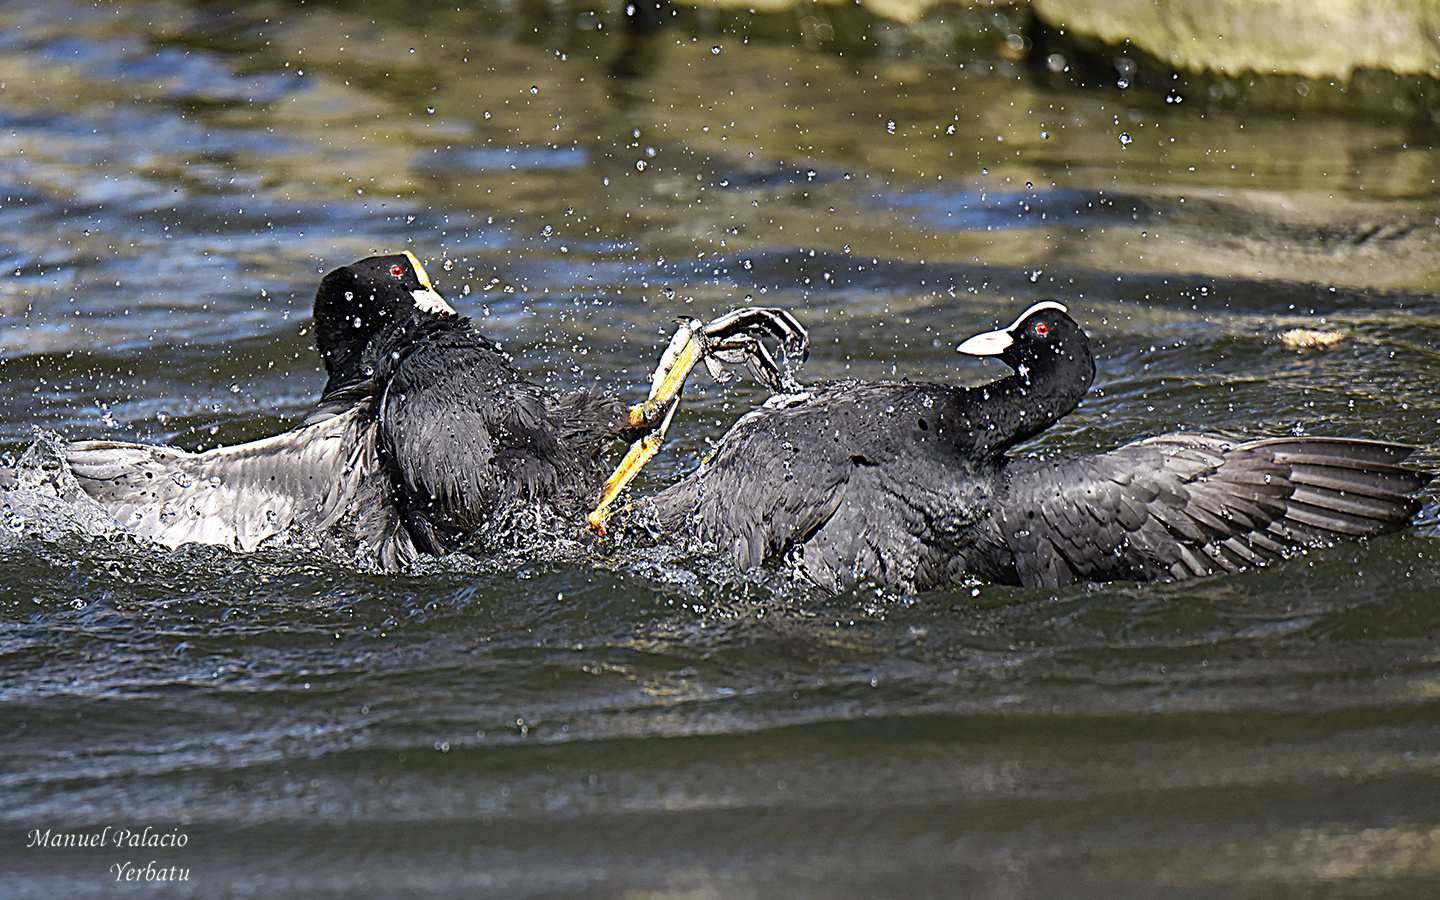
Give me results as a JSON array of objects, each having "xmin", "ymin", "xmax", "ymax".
[
  {"xmin": 54, "ymin": 253, "xmax": 804, "ymax": 568},
  {"xmin": 624, "ymin": 301, "xmax": 1432, "ymax": 592}
]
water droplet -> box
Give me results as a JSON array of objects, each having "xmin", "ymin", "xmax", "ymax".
[
  {"xmin": 711, "ymin": 45, "xmax": 721, "ymax": 54},
  {"xmin": 1118, "ymin": 132, "xmax": 1133, "ymax": 147}
]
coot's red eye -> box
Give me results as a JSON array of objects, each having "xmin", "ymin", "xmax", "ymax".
[
  {"xmin": 390, "ymin": 264, "xmax": 404, "ymax": 278},
  {"xmin": 1035, "ymin": 322, "xmax": 1049, "ymax": 336}
]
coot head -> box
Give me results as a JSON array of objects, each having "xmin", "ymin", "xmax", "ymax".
[
  {"xmin": 313, "ymin": 252, "xmax": 457, "ymax": 388},
  {"xmin": 954, "ymin": 300, "xmax": 1097, "ymax": 455},
  {"xmin": 956, "ymin": 300, "xmax": 1090, "ymax": 378}
]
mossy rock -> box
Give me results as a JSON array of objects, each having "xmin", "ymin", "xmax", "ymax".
[{"xmin": 1032, "ymin": 0, "xmax": 1440, "ymax": 80}]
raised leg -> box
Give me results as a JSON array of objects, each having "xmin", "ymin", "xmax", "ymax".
[
  {"xmin": 588, "ymin": 307, "xmax": 807, "ymax": 535},
  {"xmin": 587, "ymin": 396, "xmax": 679, "ymax": 535}
]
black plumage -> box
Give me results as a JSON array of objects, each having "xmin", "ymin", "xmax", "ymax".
[
  {"xmin": 635, "ymin": 301, "xmax": 1432, "ymax": 592},
  {"xmin": 55, "ymin": 253, "xmax": 668, "ymax": 568}
]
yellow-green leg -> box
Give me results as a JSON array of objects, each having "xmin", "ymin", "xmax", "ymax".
[
  {"xmin": 589, "ymin": 325, "xmax": 703, "ymax": 534},
  {"xmin": 588, "ymin": 307, "xmax": 808, "ymax": 535}
]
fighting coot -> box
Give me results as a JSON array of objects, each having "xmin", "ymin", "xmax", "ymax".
[
  {"xmin": 622, "ymin": 301, "xmax": 1432, "ymax": 592},
  {"xmin": 56, "ymin": 253, "xmax": 804, "ymax": 568}
]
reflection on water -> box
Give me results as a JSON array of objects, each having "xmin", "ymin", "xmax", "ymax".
[{"xmin": 3, "ymin": 0, "xmax": 1440, "ymax": 896}]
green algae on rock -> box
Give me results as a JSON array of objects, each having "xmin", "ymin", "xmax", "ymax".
[{"xmin": 1032, "ymin": 0, "xmax": 1440, "ymax": 80}]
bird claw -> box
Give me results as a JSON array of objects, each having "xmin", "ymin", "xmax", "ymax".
[
  {"xmin": 693, "ymin": 307, "xmax": 809, "ymax": 394},
  {"xmin": 590, "ymin": 306, "xmax": 809, "ymax": 535}
]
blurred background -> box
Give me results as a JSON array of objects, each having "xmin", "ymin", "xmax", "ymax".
[{"xmin": 3, "ymin": 1, "xmax": 1440, "ymax": 896}]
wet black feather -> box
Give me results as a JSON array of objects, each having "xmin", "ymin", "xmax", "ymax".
[
  {"xmin": 53, "ymin": 255, "xmax": 633, "ymax": 567},
  {"xmin": 637, "ymin": 305, "xmax": 1432, "ymax": 592}
]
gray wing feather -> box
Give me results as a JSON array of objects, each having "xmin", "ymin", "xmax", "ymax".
[
  {"xmin": 64, "ymin": 406, "xmax": 382, "ymax": 554},
  {"xmin": 996, "ymin": 434, "xmax": 1430, "ymax": 588}
]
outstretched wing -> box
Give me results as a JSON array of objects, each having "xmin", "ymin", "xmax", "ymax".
[
  {"xmin": 993, "ymin": 435, "xmax": 1431, "ymax": 588},
  {"xmin": 64, "ymin": 406, "xmax": 395, "ymax": 556}
]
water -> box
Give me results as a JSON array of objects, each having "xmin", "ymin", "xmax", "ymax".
[{"xmin": 4, "ymin": 1, "xmax": 1440, "ymax": 895}]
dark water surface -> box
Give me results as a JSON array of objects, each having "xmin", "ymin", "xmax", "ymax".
[{"xmin": 4, "ymin": 1, "xmax": 1440, "ymax": 896}]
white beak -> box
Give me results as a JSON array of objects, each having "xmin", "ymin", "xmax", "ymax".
[
  {"xmin": 957, "ymin": 300, "xmax": 1068, "ymax": 356},
  {"xmin": 404, "ymin": 250, "xmax": 458, "ymax": 315},
  {"xmin": 957, "ymin": 328, "xmax": 1013, "ymax": 356},
  {"xmin": 411, "ymin": 287, "xmax": 457, "ymax": 315}
]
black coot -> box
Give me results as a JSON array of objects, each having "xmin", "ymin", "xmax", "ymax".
[
  {"xmin": 633, "ymin": 301, "xmax": 1432, "ymax": 592},
  {"xmin": 58, "ymin": 253, "xmax": 802, "ymax": 568}
]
